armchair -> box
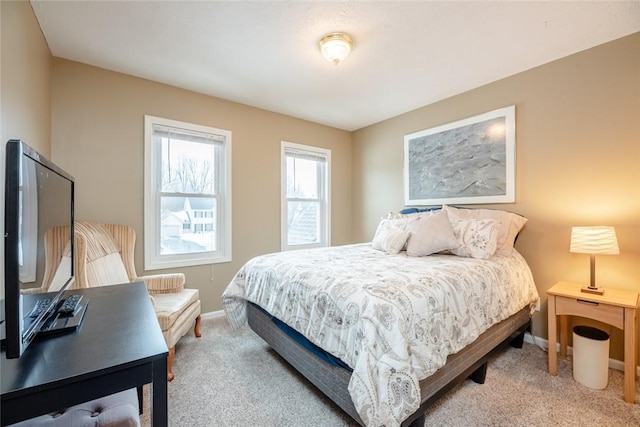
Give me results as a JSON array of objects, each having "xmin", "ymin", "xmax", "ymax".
[{"xmin": 43, "ymin": 221, "xmax": 201, "ymax": 381}]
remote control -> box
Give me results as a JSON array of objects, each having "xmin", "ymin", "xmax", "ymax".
[
  {"xmin": 57, "ymin": 294, "xmax": 83, "ymax": 316},
  {"xmin": 29, "ymin": 298, "xmax": 52, "ymax": 318}
]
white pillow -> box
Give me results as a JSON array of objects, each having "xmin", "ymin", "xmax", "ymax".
[
  {"xmin": 443, "ymin": 205, "xmax": 527, "ymax": 255},
  {"xmin": 372, "ymin": 216, "xmax": 420, "ymax": 241},
  {"xmin": 386, "ymin": 209, "xmax": 437, "ymax": 220},
  {"xmin": 449, "ymin": 218, "xmax": 500, "ymax": 259},
  {"xmin": 372, "ymin": 227, "xmax": 411, "ymax": 254},
  {"xmin": 406, "ymin": 210, "xmax": 459, "ymax": 257}
]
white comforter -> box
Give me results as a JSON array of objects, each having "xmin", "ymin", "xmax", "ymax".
[{"xmin": 223, "ymin": 244, "xmax": 538, "ymax": 427}]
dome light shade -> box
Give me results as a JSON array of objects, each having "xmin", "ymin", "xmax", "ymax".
[{"xmin": 318, "ymin": 33, "xmax": 353, "ymax": 65}]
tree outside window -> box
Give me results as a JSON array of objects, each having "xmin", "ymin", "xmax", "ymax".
[{"xmin": 144, "ymin": 115, "xmax": 231, "ymax": 269}]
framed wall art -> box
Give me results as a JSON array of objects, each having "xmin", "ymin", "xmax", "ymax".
[{"xmin": 404, "ymin": 105, "xmax": 515, "ymax": 205}]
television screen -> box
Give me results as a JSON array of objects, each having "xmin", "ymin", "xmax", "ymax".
[{"xmin": 3, "ymin": 139, "xmax": 75, "ymax": 358}]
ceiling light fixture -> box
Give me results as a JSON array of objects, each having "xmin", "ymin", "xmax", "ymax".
[{"xmin": 318, "ymin": 32, "xmax": 353, "ymax": 65}]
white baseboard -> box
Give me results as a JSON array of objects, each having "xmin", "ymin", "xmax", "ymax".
[
  {"xmin": 524, "ymin": 332, "xmax": 640, "ymax": 376},
  {"xmin": 201, "ymin": 309, "xmax": 226, "ymax": 320}
]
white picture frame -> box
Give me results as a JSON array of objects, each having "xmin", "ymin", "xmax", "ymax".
[{"xmin": 404, "ymin": 105, "xmax": 516, "ymax": 205}]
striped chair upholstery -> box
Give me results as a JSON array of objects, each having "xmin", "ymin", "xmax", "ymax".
[{"xmin": 42, "ymin": 221, "xmax": 202, "ymax": 381}]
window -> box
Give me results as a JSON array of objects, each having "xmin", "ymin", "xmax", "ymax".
[
  {"xmin": 281, "ymin": 141, "xmax": 330, "ymax": 251},
  {"xmin": 144, "ymin": 115, "xmax": 231, "ymax": 269},
  {"xmin": 19, "ymin": 158, "xmax": 38, "ymax": 282}
]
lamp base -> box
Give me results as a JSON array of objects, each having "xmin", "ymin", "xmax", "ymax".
[{"xmin": 581, "ymin": 286, "xmax": 604, "ymax": 295}]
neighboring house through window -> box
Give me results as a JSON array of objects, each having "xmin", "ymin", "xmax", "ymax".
[
  {"xmin": 144, "ymin": 115, "xmax": 231, "ymax": 269},
  {"xmin": 281, "ymin": 141, "xmax": 331, "ymax": 251}
]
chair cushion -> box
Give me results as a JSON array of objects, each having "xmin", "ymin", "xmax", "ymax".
[
  {"xmin": 153, "ymin": 288, "xmax": 200, "ymax": 331},
  {"xmin": 7, "ymin": 388, "xmax": 140, "ymax": 427},
  {"xmin": 163, "ymin": 299, "xmax": 201, "ymax": 349}
]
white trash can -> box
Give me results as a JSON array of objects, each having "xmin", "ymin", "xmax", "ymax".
[{"xmin": 572, "ymin": 325, "xmax": 610, "ymax": 390}]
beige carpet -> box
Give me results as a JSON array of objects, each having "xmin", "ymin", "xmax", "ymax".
[{"xmin": 141, "ymin": 316, "xmax": 640, "ymax": 426}]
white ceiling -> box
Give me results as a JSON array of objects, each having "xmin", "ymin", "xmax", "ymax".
[{"xmin": 31, "ymin": 1, "xmax": 640, "ymax": 131}]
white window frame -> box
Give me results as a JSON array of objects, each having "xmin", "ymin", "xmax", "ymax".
[
  {"xmin": 144, "ymin": 115, "xmax": 232, "ymax": 270},
  {"xmin": 281, "ymin": 141, "xmax": 331, "ymax": 251}
]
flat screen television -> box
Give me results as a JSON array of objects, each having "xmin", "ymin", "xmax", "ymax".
[{"xmin": 2, "ymin": 139, "xmax": 76, "ymax": 358}]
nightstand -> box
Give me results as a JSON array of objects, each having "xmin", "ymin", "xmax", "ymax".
[{"xmin": 547, "ymin": 281, "xmax": 639, "ymax": 403}]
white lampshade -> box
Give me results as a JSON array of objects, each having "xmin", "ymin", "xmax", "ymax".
[
  {"xmin": 318, "ymin": 33, "xmax": 353, "ymax": 65},
  {"xmin": 570, "ymin": 226, "xmax": 620, "ymax": 255}
]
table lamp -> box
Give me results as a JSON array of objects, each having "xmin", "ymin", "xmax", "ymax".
[{"xmin": 570, "ymin": 226, "xmax": 619, "ymax": 295}]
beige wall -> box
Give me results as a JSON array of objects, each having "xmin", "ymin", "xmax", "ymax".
[
  {"xmin": 352, "ymin": 32, "xmax": 640, "ymax": 360},
  {"xmin": 5, "ymin": 1, "xmax": 639, "ymax": 361},
  {"xmin": 51, "ymin": 59, "xmax": 352, "ymax": 313},
  {"xmin": 1, "ymin": 0, "xmax": 51, "ymax": 155},
  {"xmin": 1, "ymin": 0, "xmax": 52, "ymax": 294}
]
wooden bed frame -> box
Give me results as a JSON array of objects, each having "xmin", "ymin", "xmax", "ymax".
[{"xmin": 247, "ymin": 301, "xmax": 530, "ymax": 426}]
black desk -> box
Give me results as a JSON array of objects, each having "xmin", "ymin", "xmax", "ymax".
[{"xmin": 1, "ymin": 283, "xmax": 168, "ymax": 426}]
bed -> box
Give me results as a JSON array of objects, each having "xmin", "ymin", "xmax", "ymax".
[{"xmin": 223, "ymin": 206, "xmax": 539, "ymax": 427}]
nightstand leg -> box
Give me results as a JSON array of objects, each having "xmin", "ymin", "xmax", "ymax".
[
  {"xmin": 559, "ymin": 315, "xmax": 568, "ymax": 358},
  {"xmin": 624, "ymin": 307, "xmax": 637, "ymax": 403},
  {"xmin": 548, "ymin": 296, "xmax": 558, "ymax": 376}
]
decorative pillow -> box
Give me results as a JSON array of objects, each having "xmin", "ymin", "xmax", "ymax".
[
  {"xmin": 373, "ymin": 215, "xmax": 423, "ymax": 252},
  {"xmin": 386, "ymin": 208, "xmax": 438, "ymax": 220},
  {"xmin": 406, "ymin": 210, "xmax": 459, "ymax": 257},
  {"xmin": 443, "ymin": 205, "xmax": 527, "ymax": 255},
  {"xmin": 449, "ymin": 218, "xmax": 500, "ymax": 259},
  {"xmin": 372, "ymin": 227, "xmax": 411, "ymax": 254},
  {"xmin": 373, "ymin": 215, "xmax": 420, "ymax": 238},
  {"xmin": 386, "ymin": 211, "xmax": 407, "ymax": 220}
]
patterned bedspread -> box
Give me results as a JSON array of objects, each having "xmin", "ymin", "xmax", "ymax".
[{"xmin": 223, "ymin": 244, "xmax": 538, "ymax": 427}]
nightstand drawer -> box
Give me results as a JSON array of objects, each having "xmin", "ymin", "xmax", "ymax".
[
  {"xmin": 547, "ymin": 281, "xmax": 638, "ymax": 403},
  {"xmin": 555, "ymin": 296, "xmax": 624, "ymax": 329}
]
